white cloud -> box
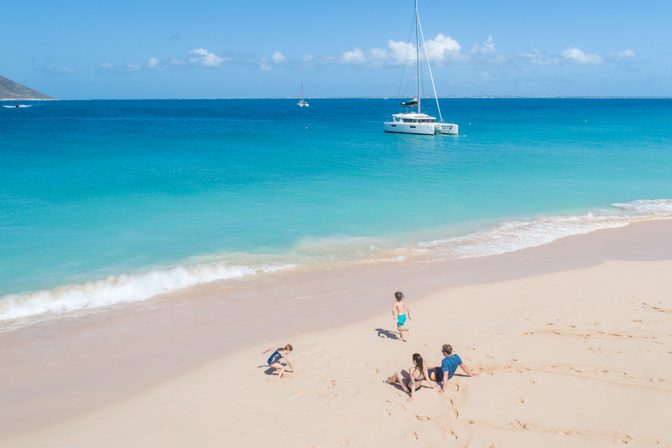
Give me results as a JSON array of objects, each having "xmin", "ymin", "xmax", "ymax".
[
  {"xmin": 259, "ymin": 58, "xmax": 272, "ymax": 71},
  {"xmin": 471, "ymin": 35, "xmax": 495, "ymax": 55},
  {"xmin": 562, "ymin": 47, "xmax": 602, "ymax": 64},
  {"xmin": 271, "ymin": 51, "xmax": 286, "ymax": 64},
  {"xmin": 520, "ymin": 49, "xmax": 560, "ymax": 65},
  {"xmin": 424, "ymin": 33, "xmax": 461, "ymax": 64},
  {"xmin": 384, "ymin": 40, "xmax": 416, "ymax": 65},
  {"xmin": 146, "ymin": 57, "xmax": 166, "ymax": 71},
  {"xmin": 387, "ymin": 40, "xmax": 416, "ymax": 65},
  {"xmin": 341, "ymin": 48, "xmax": 366, "ymax": 64},
  {"xmin": 303, "ymin": 54, "xmax": 315, "ymax": 63},
  {"xmin": 38, "ymin": 65, "xmax": 75, "ymax": 75},
  {"xmin": 480, "ymin": 71, "xmax": 496, "ymax": 82},
  {"xmin": 189, "ymin": 48, "xmax": 227, "ymax": 67},
  {"xmin": 362, "ymin": 34, "xmax": 462, "ymax": 67},
  {"xmin": 615, "ymin": 49, "xmax": 636, "ymax": 58},
  {"xmin": 98, "ymin": 62, "xmax": 142, "ymax": 72}
]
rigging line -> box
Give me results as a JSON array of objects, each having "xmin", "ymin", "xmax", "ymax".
[
  {"xmin": 396, "ymin": 12, "xmax": 417, "ymax": 100},
  {"xmin": 417, "ymin": 11, "xmax": 444, "ymax": 123}
]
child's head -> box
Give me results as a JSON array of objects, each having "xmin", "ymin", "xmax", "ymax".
[
  {"xmin": 394, "ymin": 291, "xmax": 404, "ymax": 302},
  {"xmin": 284, "ymin": 344, "xmax": 293, "ymax": 352},
  {"xmin": 412, "ymin": 353, "xmax": 424, "ymax": 369},
  {"xmin": 441, "ymin": 344, "xmax": 453, "ymax": 355}
]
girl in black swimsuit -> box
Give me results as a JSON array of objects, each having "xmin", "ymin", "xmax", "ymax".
[{"xmin": 384, "ymin": 353, "xmax": 438, "ymax": 401}]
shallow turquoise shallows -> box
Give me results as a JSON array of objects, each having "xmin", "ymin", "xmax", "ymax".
[{"xmin": 1, "ymin": 99, "xmax": 671, "ymax": 320}]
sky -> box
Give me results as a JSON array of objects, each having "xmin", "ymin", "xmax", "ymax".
[{"xmin": 2, "ymin": 0, "xmax": 671, "ymax": 99}]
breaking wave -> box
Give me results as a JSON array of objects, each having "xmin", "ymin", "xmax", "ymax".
[{"xmin": 1, "ymin": 199, "xmax": 670, "ymax": 325}]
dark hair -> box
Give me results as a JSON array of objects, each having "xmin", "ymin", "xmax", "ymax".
[
  {"xmin": 394, "ymin": 291, "xmax": 404, "ymax": 301},
  {"xmin": 412, "ymin": 353, "xmax": 424, "ymax": 372},
  {"xmin": 284, "ymin": 344, "xmax": 293, "ymax": 352},
  {"xmin": 442, "ymin": 344, "xmax": 453, "ymax": 355}
]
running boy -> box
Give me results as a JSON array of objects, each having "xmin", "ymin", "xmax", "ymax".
[{"xmin": 392, "ymin": 291, "xmax": 411, "ymax": 342}]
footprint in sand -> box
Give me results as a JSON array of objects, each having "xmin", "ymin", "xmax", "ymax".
[
  {"xmin": 511, "ymin": 420, "xmax": 530, "ymax": 430},
  {"xmin": 407, "ymin": 431, "xmax": 419, "ymax": 440},
  {"xmin": 415, "ymin": 415, "xmax": 432, "ymax": 422},
  {"xmin": 614, "ymin": 433, "xmax": 633, "ymax": 444}
]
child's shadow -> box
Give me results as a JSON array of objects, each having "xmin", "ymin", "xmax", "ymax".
[
  {"xmin": 258, "ymin": 364, "xmax": 293, "ymax": 376},
  {"xmin": 375, "ymin": 328, "xmax": 399, "ymax": 340},
  {"xmin": 257, "ymin": 365, "xmax": 276, "ymax": 375}
]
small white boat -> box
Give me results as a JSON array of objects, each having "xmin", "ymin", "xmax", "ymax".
[
  {"xmin": 2, "ymin": 104, "xmax": 32, "ymax": 109},
  {"xmin": 383, "ymin": 0, "xmax": 458, "ymax": 136},
  {"xmin": 297, "ymin": 82, "xmax": 309, "ymax": 107}
]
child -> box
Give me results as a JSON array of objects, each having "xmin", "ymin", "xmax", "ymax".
[
  {"xmin": 385, "ymin": 353, "xmax": 438, "ymax": 401},
  {"xmin": 392, "ymin": 291, "xmax": 411, "ymax": 342},
  {"xmin": 262, "ymin": 344, "xmax": 295, "ymax": 378}
]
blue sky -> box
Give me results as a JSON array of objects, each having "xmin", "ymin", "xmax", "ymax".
[{"xmin": 2, "ymin": 0, "xmax": 671, "ymax": 99}]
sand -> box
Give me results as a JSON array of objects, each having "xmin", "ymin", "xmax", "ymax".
[{"xmin": 1, "ymin": 221, "xmax": 672, "ymax": 447}]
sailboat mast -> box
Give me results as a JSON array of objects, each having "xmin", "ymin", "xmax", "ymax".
[{"xmin": 415, "ymin": 0, "xmax": 421, "ymax": 114}]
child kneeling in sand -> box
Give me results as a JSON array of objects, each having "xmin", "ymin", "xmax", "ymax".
[
  {"xmin": 263, "ymin": 344, "xmax": 295, "ymax": 378},
  {"xmin": 429, "ymin": 344, "xmax": 476, "ymax": 393}
]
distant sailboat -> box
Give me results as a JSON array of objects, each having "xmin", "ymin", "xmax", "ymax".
[
  {"xmin": 297, "ymin": 82, "xmax": 310, "ymax": 107},
  {"xmin": 383, "ymin": 0, "xmax": 458, "ymax": 135},
  {"xmin": 2, "ymin": 104, "xmax": 32, "ymax": 109}
]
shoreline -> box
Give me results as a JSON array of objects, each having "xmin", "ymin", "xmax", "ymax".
[
  {"xmin": 3, "ymin": 198, "xmax": 671, "ymax": 324},
  {"xmin": 1, "ymin": 220, "xmax": 672, "ymax": 441}
]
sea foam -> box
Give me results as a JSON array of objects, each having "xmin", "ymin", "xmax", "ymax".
[
  {"xmin": 0, "ymin": 262, "xmax": 292, "ymax": 322},
  {"xmin": 1, "ymin": 199, "xmax": 670, "ymax": 325},
  {"xmin": 419, "ymin": 199, "xmax": 672, "ymax": 258}
]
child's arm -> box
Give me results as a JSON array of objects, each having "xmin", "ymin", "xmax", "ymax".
[
  {"xmin": 283, "ymin": 355, "xmax": 295, "ymax": 372},
  {"xmin": 262, "ymin": 347, "xmax": 274, "ymax": 354},
  {"xmin": 424, "ymin": 367, "xmax": 438, "ymax": 390},
  {"xmin": 405, "ymin": 303, "xmax": 411, "ymax": 319}
]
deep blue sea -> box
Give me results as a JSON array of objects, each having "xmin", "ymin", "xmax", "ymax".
[{"xmin": 1, "ymin": 98, "xmax": 671, "ymax": 321}]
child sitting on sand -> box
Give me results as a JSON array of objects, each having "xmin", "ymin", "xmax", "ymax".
[
  {"xmin": 263, "ymin": 344, "xmax": 295, "ymax": 378},
  {"xmin": 385, "ymin": 353, "xmax": 438, "ymax": 401},
  {"xmin": 429, "ymin": 344, "xmax": 476, "ymax": 392},
  {"xmin": 392, "ymin": 291, "xmax": 411, "ymax": 342}
]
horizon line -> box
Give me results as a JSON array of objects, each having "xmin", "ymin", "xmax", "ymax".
[{"xmin": 4, "ymin": 95, "xmax": 672, "ymax": 101}]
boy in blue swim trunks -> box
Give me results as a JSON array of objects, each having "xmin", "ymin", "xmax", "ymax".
[
  {"xmin": 392, "ymin": 291, "xmax": 411, "ymax": 342},
  {"xmin": 429, "ymin": 344, "xmax": 476, "ymax": 392}
]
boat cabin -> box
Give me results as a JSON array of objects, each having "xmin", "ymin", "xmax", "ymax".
[{"xmin": 391, "ymin": 113, "xmax": 437, "ymax": 123}]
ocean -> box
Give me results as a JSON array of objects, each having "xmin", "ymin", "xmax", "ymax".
[{"xmin": 1, "ymin": 98, "xmax": 671, "ymax": 322}]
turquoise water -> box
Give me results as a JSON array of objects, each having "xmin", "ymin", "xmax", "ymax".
[{"xmin": 1, "ymin": 99, "xmax": 672, "ymax": 320}]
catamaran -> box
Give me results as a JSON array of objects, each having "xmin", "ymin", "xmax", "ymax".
[
  {"xmin": 297, "ymin": 82, "xmax": 309, "ymax": 107},
  {"xmin": 383, "ymin": 0, "xmax": 458, "ymax": 136}
]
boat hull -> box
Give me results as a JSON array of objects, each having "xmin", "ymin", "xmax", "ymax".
[
  {"xmin": 435, "ymin": 123, "xmax": 459, "ymax": 135},
  {"xmin": 383, "ymin": 121, "xmax": 436, "ymax": 135}
]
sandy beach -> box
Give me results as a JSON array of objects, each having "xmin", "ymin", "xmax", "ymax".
[{"xmin": 1, "ymin": 220, "xmax": 671, "ymax": 447}]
